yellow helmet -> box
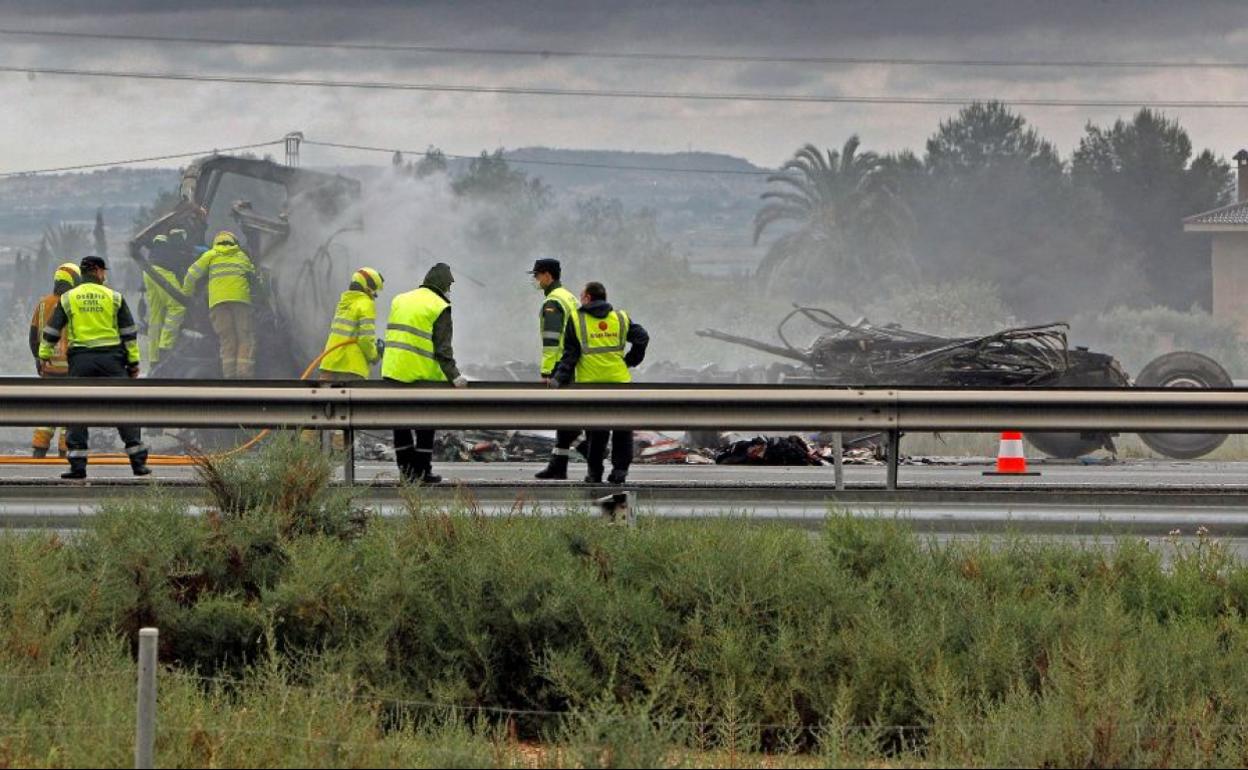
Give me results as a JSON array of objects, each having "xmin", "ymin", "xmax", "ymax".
[
  {"xmin": 53, "ymin": 262, "xmax": 81, "ymax": 287},
  {"xmin": 213, "ymin": 231, "xmax": 238, "ymax": 248},
  {"xmin": 351, "ymin": 266, "xmax": 384, "ymax": 295}
]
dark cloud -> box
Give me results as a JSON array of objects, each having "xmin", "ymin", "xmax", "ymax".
[{"xmin": 2, "ymin": 0, "xmax": 1247, "ymax": 172}]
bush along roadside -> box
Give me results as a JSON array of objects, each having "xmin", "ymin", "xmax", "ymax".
[{"xmin": 5, "ymin": 437, "xmax": 1248, "ymax": 766}]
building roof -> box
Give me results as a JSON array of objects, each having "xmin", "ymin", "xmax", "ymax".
[{"xmin": 1184, "ymin": 200, "xmax": 1248, "ymax": 229}]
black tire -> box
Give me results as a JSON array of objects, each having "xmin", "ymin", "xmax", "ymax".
[
  {"xmin": 1135, "ymin": 351, "xmax": 1232, "ymax": 459},
  {"xmin": 1025, "ymin": 432, "xmax": 1111, "ymax": 459}
]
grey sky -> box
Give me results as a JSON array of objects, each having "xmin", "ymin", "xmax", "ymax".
[{"xmin": 3, "ymin": 0, "xmax": 1248, "ymax": 172}]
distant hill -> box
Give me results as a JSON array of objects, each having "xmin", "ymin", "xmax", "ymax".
[{"xmin": 0, "ymin": 148, "xmax": 772, "ymax": 274}]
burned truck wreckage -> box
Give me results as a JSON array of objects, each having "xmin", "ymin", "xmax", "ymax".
[
  {"xmin": 128, "ymin": 155, "xmax": 1233, "ymax": 462},
  {"xmin": 697, "ymin": 307, "xmax": 1234, "ymax": 460}
]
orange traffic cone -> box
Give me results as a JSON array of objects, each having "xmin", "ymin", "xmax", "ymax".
[{"xmin": 983, "ymin": 431, "xmax": 1041, "ymax": 476}]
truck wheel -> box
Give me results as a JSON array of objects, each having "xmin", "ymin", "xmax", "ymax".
[{"xmin": 1135, "ymin": 351, "xmax": 1231, "ymax": 459}]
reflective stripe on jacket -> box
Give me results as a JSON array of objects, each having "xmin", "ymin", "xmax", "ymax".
[
  {"xmin": 41, "ymin": 282, "xmax": 140, "ymax": 366},
  {"xmin": 143, "ymin": 266, "xmax": 186, "ymax": 364},
  {"xmin": 572, "ymin": 308, "xmax": 631, "ymax": 384},
  {"xmin": 381, "ymin": 287, "xmax": 449, "ymax": 383},
  {"xmin": 183, "ymin": 243, "xmax": 254, "ymax": 307},
  {"xmin": 319, "ymin": 290, "xmax": 379, "ymax": 378}
]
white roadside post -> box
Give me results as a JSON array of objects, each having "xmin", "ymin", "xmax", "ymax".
[{"xmin": 135, "ymin": 627, "xmax": 158, "ymax": 770}]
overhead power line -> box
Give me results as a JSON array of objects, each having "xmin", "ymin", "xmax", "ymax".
[
  {"xmin": 5, "ymin": 63, "xmax": 1248, "ymax": 109},
  {"xmin": 0, "ymin": 139, "xmax": 284, "ymax": 177},
  {"xmin": 302, "ymin": 139, "xmax": 775, "ymax": 176},
  {"xmin": 2, "ymin": 27, "xmax": 1247, "ymax": 71}
]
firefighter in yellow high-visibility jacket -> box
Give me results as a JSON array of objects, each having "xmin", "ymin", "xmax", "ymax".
[
  {"xmin": 183, "ymin": 231, "xmax": 255, "ymax": 377},
  {"xmin": 27, "ymin": 262, "xmax": 80, "ymax": 457},
  {"xmin": 143, "ymin": 234, "xmax": 187, "ymax": 367},
  {"xmin": 302, "ymin": 267, "xmax": 384, "ymax": 450}
]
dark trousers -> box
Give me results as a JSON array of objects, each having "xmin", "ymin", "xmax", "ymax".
[
  {"xmin": 585, "ymin": 429, "xmax": 633, "ymax": 477},
  {"xmin": 553, "ymin": 429, "xmax": 580, "ymax": 457},
  {"xmin": 393, "ymin": 428, "xmax": 435, "ymax": 479},
  {"xmin": 66, "ymin": 348, "xmax": 147, "ymax": 471}
]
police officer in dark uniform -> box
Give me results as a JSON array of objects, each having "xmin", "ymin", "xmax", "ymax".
[{"xmin": 39, "ymin": 256, "xmax": 151, "ymax": 480}]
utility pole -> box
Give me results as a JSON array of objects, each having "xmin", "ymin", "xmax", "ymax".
[{"xmin": 284, "ymin": 131, "xmax": 304, "ymax": 167}]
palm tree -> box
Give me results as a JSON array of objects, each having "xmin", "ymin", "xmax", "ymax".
[
  {"xmin": 753, "ymin": 137, "xmax": 913, "ymax": 284},
  {"xmin": 41, "ymin": 222, "xmax": 92, "ymax": 265}
]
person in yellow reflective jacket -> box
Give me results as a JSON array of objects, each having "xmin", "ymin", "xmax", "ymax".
[
  {"xmin": 27, "ymin": 261, "xmax": 80, "ymax": 457},
  {"xmin": 183, "ymin": 230, "xmax": 255, "ymax": 377},
  {"xmin": 550, "ymin": 281, "xmax": 649, "ymax": 484},
  {"xmin": 381, "ymin": 262, "xmax": 467, "ymax": 484},
  {"xmin": 303, "ymin": 267, "xmax": 385, "ymax": 450},
  {"xmin": 529, "ymin": 257, "xmax": 583, "ymax": 480},
  {"xmin": 142, "ymin": 234, "xmax": 187, "ymax": 367},
  {"xmin": 39, "ymin": 256, "xmax": 150, "ymax": 480}
]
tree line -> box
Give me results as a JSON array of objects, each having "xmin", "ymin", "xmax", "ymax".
[{"xmin": 755, "ymin": 102, "xmax": 1231, "ymax": 322}]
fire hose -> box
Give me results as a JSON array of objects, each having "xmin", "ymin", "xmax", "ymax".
[{"xmin": 0, "ymin": 340, "xmax": 357, "ymax": 466}]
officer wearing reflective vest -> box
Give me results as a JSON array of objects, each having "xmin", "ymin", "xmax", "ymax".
[
  {"xmin": 38, "ymin": 256, "xmax": 151, "ymax": 480},
  {"xmin": 27, "ymin": 261, "xmax": 80, "ymax": 458},
  {"xmin": 381, "ymin": 263, "xmax": 468, "ymax": 484},
  {"xmin": 550, "ymin": 281, "xmax": 649, "ymax": 484},
  {"xmin": 305, "ymin": 267, "xmax": 385, "ymax": 450},
  {"xmin": 529, "ymin": 258, "xmax": 582, "ymax": 480},
  {"xmin": 183, "ymin": 230, "xmax": 255, "ymax": 378},
  {"xmin": 142, "ymin": 233, "xmax": 188, "ymax": 368}
]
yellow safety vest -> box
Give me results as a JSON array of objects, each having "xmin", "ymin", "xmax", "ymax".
[
  {"xmin": 320, "ymin": 290, "xmax": 379, "ymax": 378},
  {"xmin": 56, "ymin": 283, "xmax": 140, "ymax": 364},
  {"xmin": 381, "ymin": 287, "xmax": 448, "ymax": 383},
  {"xmin": 184, "ymin": 243, "xmax": 254, "ymax": 307},
  {"xmin": 573, "ymin": 308, "xmax": 631, "ymax": 383},
  {"xmin": 540, "ymin": 285, "xmax": 579, "ymax": 375}
]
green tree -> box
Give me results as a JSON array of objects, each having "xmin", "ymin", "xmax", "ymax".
[
  {"xmin": 41, "ymin": 222, "xmax": 91, "ymax": 265},
  {"xmin": 752, "ymin": 137, "xmax": 913, "ymax": 293},
  {"xmin": 453, "ymin": 149, "xmax": 550, "ymax": 206},
  {"xmin": 93, "ymin": 207, "xmax": 108, "ymax": 258},
  {"xmin": 1072, "ymin": 108, "xmax": 1231, "ymax": 309},
  {"xmin": 910, "ymin": 101, "xmax": 1143, "ymax": 320},
  {"xmin": 925, "ymin": 100, "xmax": 1061, "ymax": 177}
]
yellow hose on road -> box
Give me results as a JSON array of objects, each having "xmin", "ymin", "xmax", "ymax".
[{"xmin": 0, "ymin": 340, "xmax": 358, "ymax": 466}]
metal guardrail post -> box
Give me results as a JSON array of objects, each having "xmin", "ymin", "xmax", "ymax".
[
  {"xmin": 343, "ymin": 428, "xmax": 355, "ymax": 485},
  {"xmin": 832, "ymin": 431, "xmax": 844, "ymax": 490},
  {"xmin": 135, "ymin": 627, "xmax": 158, "ymax": 770},
  {"xmin": 886, "ymin": 430, "xmax": 900, "ymax": 490}
]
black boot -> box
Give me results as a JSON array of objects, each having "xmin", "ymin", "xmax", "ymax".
[
  {"xmin": 130, "ymin": 447, "xmax": 152, "ymax": 477},
  {"xmin": 535, "ymin": 455, "xmax": 569, "ymax": 480},
  {"xmin": 401, "ymin": 454, "xmax": 442, "ymax": 485},
  {"xmin": 583, "ymin": 465, "xmax": 604, "ymax": 484},
  {"xmin": 607, "ymin": 468, "xmax": 629, "ymax": 485},
  {"xmin": 61, "ymin": 461, "xmax": 86, "ymax": 480},
  {"xmin": 31, "ymin": 447, "xmax": 48, "ymax": 459}
]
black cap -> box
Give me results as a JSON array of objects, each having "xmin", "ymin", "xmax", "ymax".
[
  {"xmin": 80, "ymin": 255, "xmax": 107, "ymax": 271},
  {"xmin": 529, "ymin": 258, "xmax": 561, "ymax": 278}
]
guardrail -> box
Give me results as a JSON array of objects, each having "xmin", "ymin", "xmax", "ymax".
[{"xmin": 1, "ymin": 379, "xmax": 1244, "ymax": 488}]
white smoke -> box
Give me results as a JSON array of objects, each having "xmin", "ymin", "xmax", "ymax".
[{"xmin": 272, "ymin": 167, "xmax": 544, "ymax": 373}]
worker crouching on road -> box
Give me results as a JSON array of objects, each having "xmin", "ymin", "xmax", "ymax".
[
  {"xmin": 304, "ymin": 266, "xmax": 385, "ymax": 450},
  {"xmin": 531, "ymin": 257, "xmax": 582, "ymax": 480},
  {"xmin": 27, "ymin": 261, "xmax": 81, "ymax": 457},
  {"xmin": 38, "ymin": 256, "xmax": 150, "ymax": 480},
  {"xmin": 382, "ymin": 263, "xmax": 468, "ymax": 484},
  {"xmin": 550, "ymin": 281, "xmax": 649, "ymax": 484},
  {"xmin": 183, "ymin": 230, "xmax": 255, "ymax": 378}
]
